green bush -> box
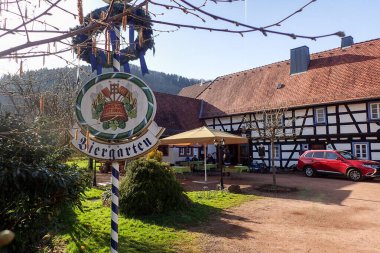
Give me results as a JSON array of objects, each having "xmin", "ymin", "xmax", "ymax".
[
  {"xmin": 146, "ymin": 148, "xmax": 163, "ymax": 162},
  {"xmin": 0, "ymin": 114, "xmax": 90, "ymax": 252},
  {"xmin": 119, "ymin": 159, "xmax": 190, "ymax": 216}
]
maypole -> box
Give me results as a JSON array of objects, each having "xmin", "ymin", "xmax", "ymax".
[
  {"xmin": 110, "ymin": 24, "xmax": 121, "ymax": 253},
  {"xmin": 70, "ymin": 2, "xmax": 159, "ymax": 253}
]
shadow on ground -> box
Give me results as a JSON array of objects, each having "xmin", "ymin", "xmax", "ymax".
[{"xmin": 178, "ymin": 172, "xmax": 380, "ymax": 206}]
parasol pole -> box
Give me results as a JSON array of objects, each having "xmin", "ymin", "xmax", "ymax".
[{"xmin": 204, "ymin": 145, "xmax": 207, "ymax": 182}]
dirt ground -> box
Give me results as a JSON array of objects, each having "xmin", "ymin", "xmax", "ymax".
[
  {"xmin": 95, "ymin": 172, "xmax": 380, "ymax": 253},
  {"xmin": 186, "ymin": 173, "xmax": 380, "ymax": 253}
]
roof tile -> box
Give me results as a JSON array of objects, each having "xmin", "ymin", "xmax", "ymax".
[{"xmin": 198, "ymin": 38, "xmax": 380, "ymax": 118}]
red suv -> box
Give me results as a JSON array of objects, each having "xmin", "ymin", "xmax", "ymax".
[{"xmin": 297, "ymin": 150, "xmax": 380, "ymax": 181}]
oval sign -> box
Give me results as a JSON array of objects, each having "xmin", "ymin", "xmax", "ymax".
[{"xmin": 75, "ymin": 72, "xmax": 156, "ymax": 141}]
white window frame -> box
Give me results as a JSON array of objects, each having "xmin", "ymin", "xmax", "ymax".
[
  {"xmin": 265, "ymin": 113, "xmax": 283, "ymax": 127},
  {"xmin": 369, "ymin": 103, "xmax": 380, "ymax": 120},
  {"xmin": 353, "ymin": 143, "xmax": 369, "ymax": 160},
  {"xmin": 179, "ymin": 147, "xmax": 193, "ymax": 157},
  {"xmin": 315, "ymin": 107, "xmax": 326, "ymax": 124},
  {"xmin": 273, "ymin": 145, "xmax": 280, "ymax": 159}
]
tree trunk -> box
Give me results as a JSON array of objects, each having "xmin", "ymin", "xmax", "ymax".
[
  {"xmin": 271, "ymin": 139, "xmax": 277, "ymax": 187},
  {"xmin": 89, "ymin": 158, "xmax": 96, "ymax": 187}
]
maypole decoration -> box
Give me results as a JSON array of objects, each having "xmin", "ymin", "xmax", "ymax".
[
  {"xmin": 71, "ymin": 2, "xmax": 160, "ymax": 253},
  {"xmin": 71, "ymin": 1, "xmax": 154, "ymax": 75}
]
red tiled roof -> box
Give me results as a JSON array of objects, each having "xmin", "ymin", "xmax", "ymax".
[
  {"xmin": 154, "ymin": 92, "xmax": 204, "ymax": 136},
  {"xmin": 178, "ymin": 81, "xmax": 211, "ymax": 98},
  {"xmin": 198, "ymin": 38, "xmax": 380, "ymax": 118}
]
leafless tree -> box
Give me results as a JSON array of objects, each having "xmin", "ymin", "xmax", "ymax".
[
  {"xmin": 242, "ymin": 105, "xmax": 303, "ymax": 188},
  {"xmin": 0, "ymin": 0, "xmax": 344, "ymax": 69}
]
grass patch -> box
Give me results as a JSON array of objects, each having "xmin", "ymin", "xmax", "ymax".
[
  {"xmin": 51, "ymin": 188, "xmax": 258, "ymax": 253},
  {"xmin": 66, "ymin": 157, "xmax": 89, "ymax": 170}
]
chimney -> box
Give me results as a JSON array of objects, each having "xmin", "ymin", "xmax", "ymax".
[
  {"xmin": 341, "ymin": 36, "xmax": 354, "ymax": 48},
  {"xmin": 290, "ymin": 46, "xmax": 310, "ymax": 75}
]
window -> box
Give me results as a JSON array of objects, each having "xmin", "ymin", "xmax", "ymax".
[
  {"xmin": 315, "ymin": 108, "xmax": 326, "ymax": 124},
  {"xmin": 265, "ymin": 113, "xmax": 283, "ymax": 127},
  {"xmin": 273, "ymin": 145, "xmax": 280, "ymax": 159},
  {"xmin": 179, "ymin": 147, "xmax": 193, "ymax": 157},
  {"xmin": 158, "ymin": 145, "xmax": 169, "ymax": 156},
  {"xmin": 353, "ymin": 143, "xmax": 368, "ymax": 159},
  {"xmin": 313, "ymin": 152, "xmax": 324, "ymax": 158},
  {"xmin": 304, "ymin": 152, "xmax": 313, "ymax": 158},
  {"xmin": 325, "ymin": 152, "xmax": 338, "ymax": 160},
  {"xmin": 369, "ymin": 103, "xmax": 380, "ymax": 120}
]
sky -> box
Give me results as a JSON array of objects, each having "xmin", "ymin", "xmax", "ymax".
[{"xmin": 1, "ymin": 0, "xmax": 380, "ymax": 80}]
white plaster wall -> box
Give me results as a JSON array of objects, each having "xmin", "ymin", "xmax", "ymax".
[
  {"xmin": 353, "ymin": 112, "xmax": 367, "ymax": 122},
  {"xmin": 339, "ymin": 114, "xmax": 352, "ymax": 123},
  {"xmin": 340, "ymin": 125, "xmax": 358, "ymax": 134},
  {"xmin": 329, "ymin": 126, "xmax": 337, "ymax": 134},
  {"xmin": 334, "ymin": 143, "xmax": 351, "ymax": 150},
  {"xmin": 162, "ymin": 147, "xmax": 180, "ymax": 163},
  {"xmin": 251, "ymin": 130, "xmax": 261, "ymax": 138},
  {"xmin": 301, "ymin": 127, "xmax": 314, "ymax": 136},
  {"xmin": 327, "ymin": 106, "xmax": 336, "ymax": 113},
  {"xmin": 370, "ymin": 123, "xmax": 380, "ymax": 133},
  {"xmin": 371, "ymin": 152, "xmax": 380, "ymax": 161},
  {"xmin": 305, "ymin": 117, "xmax": 314, "ymax": 125},
  {"xmin": 339, "ymin": 105, "xmax": 347, "ymax": 113},
  {"xmin": 295, "ymin": 118, "xmax": 304, "ymax": 126},
  {"xmin": 348, "ymin": 103, "xmax": 366, "ymax": 111},
  {"xmin": 295, "ymin": 109, "xmax": 310, "ymax": 117},
  {"xmin": 328, "ymin": 116, "xmax": 336, "ymax": 124},
  {"xmin": 281, "ymin": 144, "xmax": 296, "ymax": 150},
  {"xmin": 284, "ymin": 129, "xmax": 293, "ymax": 135},
  {"xmin": 281, "ymin": 152, "xmax": 292, "ymax": 159},
  {"xmin": 359, "ymin": 124, "xmax": 368, "ymax": 133},
  {"xmin": 316, "ymin": 126, "xmax": 327, "ymax": 135},
  {"xmin": 223, "ymin": 125, "xmax": 231, "ymax": 131},
  {"xmin": 218, "ymin": 117, "xmax": 231, "ymax": 125},
  {"xmin": 214, "ymin": 125, "xmax": 224, "ymax": 131},
  {"xmin": 231, "ymin": 115, "xmax": 244, "ymax": 123},
  {"xmin": 371, "ymin": 143, "xmax": 380, "ymax": 150},
  {"xmin": 287, "ymin": 161, "xmax": 297, "ymax": 166},
  {"xmin": 204, "ymin": 119, "xmax": 213, "ymax": 126}
]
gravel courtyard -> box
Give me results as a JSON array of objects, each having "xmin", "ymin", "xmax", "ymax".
[{"xmin": 181, "ymin": 173, "xmax": 380, "ymax": 253}]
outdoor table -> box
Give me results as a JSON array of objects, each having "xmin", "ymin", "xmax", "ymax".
[
  {"xmin": 223, "ymin": 165, "xmax": 249, "ymax": 174},
  {"xmin": 233, "ymin": 165, "xmax": 249, "ymax": 173},
  {"xmin": 205, "ymin": 163, "xmax": 217, "ymax": 171},
  {"xmin": 171, "ymin": 166, "xmax": 191, "ymax": 174}
]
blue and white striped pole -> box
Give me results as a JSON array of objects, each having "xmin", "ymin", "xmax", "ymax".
[
  {"xmin": 112, "ymin": 25, "xmax": 121, "ymax": 72},
  {"xmin": 111, "ymin": 162, "xmax": 120, "ymax": 253},
  {"xmin": 110, "ymin": 24, "xmax": 121, "ymax": 253}
]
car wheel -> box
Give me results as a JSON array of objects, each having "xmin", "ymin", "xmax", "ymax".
[
  {"xmin": 347, "ymin": 168, "xmax": 362, "ymax": 182},
  {"xmin": 304, "ymin": 166, "xmax": 315, "ymax": 177}
]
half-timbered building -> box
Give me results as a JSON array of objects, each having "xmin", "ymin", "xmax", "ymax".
[{"xmin": 176, "ymin": 37, "xmax": 380, "ymax": 168}]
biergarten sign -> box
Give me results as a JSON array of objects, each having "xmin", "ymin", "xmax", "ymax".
[
  {"xmin": 70, "ymin": 121, "xmax": 163, "ymax": 160},
  {"xmin": 71, "ymin": 72, "xmax": 164, "ymax": 160}
]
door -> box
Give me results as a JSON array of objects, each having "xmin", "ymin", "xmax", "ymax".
[
  {"xmin": 320, "ymin": 151, "xmax": 344, "ymax": 174},
  {"xmin": 310, "ymin": 143, "xmax": 325, "ymax": 150}
]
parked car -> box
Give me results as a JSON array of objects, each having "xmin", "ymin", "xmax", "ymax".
[{"xmin": 297, "ymin": 150, "xmax": 380, "ymax": 181}]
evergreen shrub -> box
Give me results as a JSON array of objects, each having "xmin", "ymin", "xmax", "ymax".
[{"xmin": 119, "ymin": 159, "xmax": 190, "ymax": 216}]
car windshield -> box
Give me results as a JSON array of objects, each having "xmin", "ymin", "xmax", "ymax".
[{"xmin": 338, "ymin": 151, "xmax": 358, "ymax": 160}]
